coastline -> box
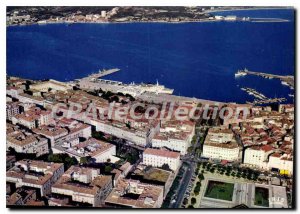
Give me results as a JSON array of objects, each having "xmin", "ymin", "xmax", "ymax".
[
  {"xmin": 6, "ymin": 17, "xmax": 290, "ymax": 28},
  {"xmin": 7, "ymin": 7, "xmax": 292, "ymax": 27}
]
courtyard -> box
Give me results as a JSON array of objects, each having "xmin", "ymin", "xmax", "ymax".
[{"xmin": 204, "ymin": 180, "xmax": 234, "ymax": 201}]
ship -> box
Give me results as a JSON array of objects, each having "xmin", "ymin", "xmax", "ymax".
[
  {"xmin": 281, "ymin": 81, "xmax": 289, "ymax": 86},
  {"xmin": 235, "ymin": 68, "xmax": 248, "ymax": 77}
]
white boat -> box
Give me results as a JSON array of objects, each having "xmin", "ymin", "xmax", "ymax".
[
  {"xmin": 235, "ymin": 68, "xmax": 248, "ymax": 77},
  {"xmin": 281, "ymin": 81, "xmax": 289, "ymax": 86}
]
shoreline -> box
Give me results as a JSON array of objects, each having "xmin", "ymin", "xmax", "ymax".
[
  {"xmin": 7, "ymin": 7, "xmax": 292, "ymax": 27},
  {"xmin": 7, "ymin": 17, "xmax": 290, "ymax": 28}
]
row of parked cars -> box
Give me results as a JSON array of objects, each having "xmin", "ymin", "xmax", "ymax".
[{"xmin": 181, "ymin": 171, "xmax": 198, "ymax": 207}]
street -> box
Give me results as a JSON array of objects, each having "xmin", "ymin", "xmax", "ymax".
[{"xmin": 171, "ymin": 161, "xmax": 196, "ymax": 208}]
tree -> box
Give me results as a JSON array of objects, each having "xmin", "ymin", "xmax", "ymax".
[
  {"xmin": 92, "ymin": 131, "xmax": 105, "ymax": 140},
  {"xmin": 125, "ymin": 122, "xmax": 131, "ymax": 129},
  {"xmin": 191, "ymin": 135, "xmax": 197, "ymax": 144},
  {"xmin": 194, "ymin": 182, "xmax": 201, "ymax": 195},
  {"xmin": 198, "ymin": 173, "xmax": 204, "ymax": 180},
  {"xmin": 109, "ymin": 96, "xmax": 119, "ymax": 103},
  {"xmin": 80, "ymin": 156, "xmax": 90, "ymax": 164},
  {"xmin": 187, "ymin": 146, "xmax": 193, "ymax": 153},
  {"xmin": 183, "ymin": 198, "xmax": 188, "ymax": 205},
  {"xmin": 161, "ymin": 163, "xmax": 171, "ymax": 171},
  {"xmin": 104, "ymin": 165, "xmax": 113, "ymax": 173},
  {"xmin": 191, "ymin": 197, "xmax": 196, "ymax": 205},
  {"xmin": 48, "ymin": 153, "xmax": 78, "ymax": 170}
]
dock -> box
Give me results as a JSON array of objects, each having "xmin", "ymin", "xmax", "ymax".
[
  {"xmin": 88, "ymin": 68, "xmax": 120, "ymax": 79},
  {"xmin": 240, "ymin": 85, "xmax": 287, "ymax": 105},
  {"xmin": 247, "ymin": 98, "xmax": 286, "ymax": 105},
  {"xmin": 241, "ymin": 87, "xmax": 267, "ymax": 100},
  {"xmin": 235, "ymin": 68, "xmax": 294, "ymax": 89}
]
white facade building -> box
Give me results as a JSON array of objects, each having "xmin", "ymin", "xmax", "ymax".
[
  {"xmin": 202, "ymin": 142, "xmax": 240, "ymax": 161},
  {"xmin": 201, "ymin": 127, "xmax": 240, "ymax": 161},
  {"xmin": 243, "ymin": 145, "xmax": 274, "ymax": 169},
  {"xmin": 143, "ymin": 148, "xmax": 181, "ymax": 171},
  {"xmin": 268, "ymin": 153, "xmax": 293, "ymax": 175}
]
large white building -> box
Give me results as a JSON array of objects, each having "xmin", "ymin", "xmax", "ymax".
[
  {"xmin": 143, "ymin": 148, "xmax": 181, "ymax": 171},
  {"xmin": 152, "ymin": 120, "xmax": 195, "ymax": 155},
  {"xmin": 88, "ymin": 118, "xmax": 159, "ymax": 147},
  {"xmin": 202, "ymin": 141, "xmax": 240, "ymax": 161},
  {"xmin": 202, "ymin": 128, "xmax": 240, "ymax": 161},
  {"xmin": 243, "ymin": 145, "xmax": 274, "ymax": 169},
  {"xmin": 268, "ymin": 152, "xmax": 293, "ymax": 175}
]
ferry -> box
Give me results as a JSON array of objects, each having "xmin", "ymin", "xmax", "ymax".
[{"xmin": 235, "ymin": 68, "xmax": 248, "ymax": 77}]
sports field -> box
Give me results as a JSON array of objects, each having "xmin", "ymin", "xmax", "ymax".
[{"xmin": 204, "ymin": 180, "xmax": 234, "ymax": 201}]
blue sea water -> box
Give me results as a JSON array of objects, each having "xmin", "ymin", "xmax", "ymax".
[{"xmin": 7, "ymin": 9, "xmax": 295, "ymax": 104}]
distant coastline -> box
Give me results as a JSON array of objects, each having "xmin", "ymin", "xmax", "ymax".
[
  {"xmin": 7, "ymin": 17, "xmax": 290, "ymax": 28},
  {"xmin": 6, "ymin": 6, "xmax": 292, "ymax": 27}
]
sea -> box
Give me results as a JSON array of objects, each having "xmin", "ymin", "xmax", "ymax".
[{"xmin": 7, "ymin": 8, "xmax": 295, "ymax": 104}]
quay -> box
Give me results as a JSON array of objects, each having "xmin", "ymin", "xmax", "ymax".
[
  {"xmin": 87, "ymin": 68, "xmax": 120, "ymax": 79},
  {"xmin": 76, "ymin": 68, "xmax": 121, "ymax": 82},
  {"xmin": 247, "ymin": 97, "xmax": 286, "ymax": 105}
]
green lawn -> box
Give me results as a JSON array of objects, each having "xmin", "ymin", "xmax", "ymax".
[
  {"xmin": 204, "ymin": 180, "xmax": 234, "ymax": 201},
  {"xmin": 254, "ymin": 187, "xmax": 269, "ymax": 207}
]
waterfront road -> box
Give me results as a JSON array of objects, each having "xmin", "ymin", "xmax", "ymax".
[{"xmin": 171, "ymin": 161, "xmax": 196, "ymax": 208}]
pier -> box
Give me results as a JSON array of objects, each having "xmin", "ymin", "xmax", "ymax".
[
  {"xmin": 241, "ymin": 87, "xmax": 267, "ymax": 100},
  {"xmin": 250, "ymin": 18, "xmax": 290, "ymax": 22},
  {"xmin": 235, "ymin": 68, "xmax": 294, "ymax": 89},
  {"xmin": 241, "ymin": 86, "xmax": 287, "ymax": 105},
  {"xmin": 88, "ymin": 68, "xmax": 120, "ymax": 79},
  {"xmin": 247, "ymin": 98, "xmax": 286, "ymax": 105}
]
